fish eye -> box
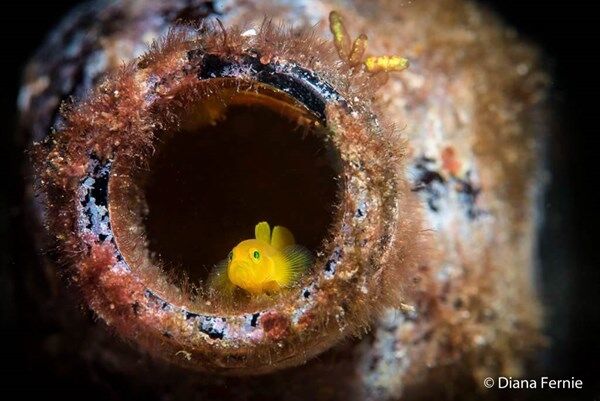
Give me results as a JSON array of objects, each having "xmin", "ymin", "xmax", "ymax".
[
  {"xmin": 252, "ymin": 250, "xmax": 260, "ymax": 260},
  {"xmin": 228, "ymin": 251, "xmax": 233, "ymax": 261}
]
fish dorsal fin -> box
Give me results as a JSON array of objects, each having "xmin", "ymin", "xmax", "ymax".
[
  {"xmin": 255, "ymin": 221, "xmax": 271, "ymax": 244},
  {"xmin": 278, "ymin": 245, "xmax": 313, "ymax": 285},
  {"xmin": 271, "ymin": 225, "xmax": 295, "ymax": 251}
]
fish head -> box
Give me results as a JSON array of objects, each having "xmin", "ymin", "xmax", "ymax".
[{"xmin": 227, "ymin": 239, "xmax": 276, "ymax": 291}]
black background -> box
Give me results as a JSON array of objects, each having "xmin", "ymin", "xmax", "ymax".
[{"xmin": 1, "ymin": 1, "xmax": 598, "ymax": 399}]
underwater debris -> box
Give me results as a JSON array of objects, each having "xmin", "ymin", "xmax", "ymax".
[{"xmin": 20, "ymin": 0, "xmax": 547, "ymax": 398}]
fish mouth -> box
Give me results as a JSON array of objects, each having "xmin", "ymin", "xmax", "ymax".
[{"xmin": 230, "ymin": 261, "xmax": 252, "ymax": 272}]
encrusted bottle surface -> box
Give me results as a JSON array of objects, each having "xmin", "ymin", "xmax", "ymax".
[{"xmin": 19, "ymin": 0, "xmax": 548, "ymax": 399}]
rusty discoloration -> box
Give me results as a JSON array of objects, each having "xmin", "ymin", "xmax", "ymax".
[
  {"xmin": 261, "ymin": 312, "xmax": 291, "ymax": 341},
  {"xmin": 441, "ymin": 146, "xmax": 461, "ymax": 177}
]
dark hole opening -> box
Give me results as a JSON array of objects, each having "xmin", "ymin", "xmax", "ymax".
[{"xmin": 143, "ymin": 88, "xmax": 341, "ymax": 283}]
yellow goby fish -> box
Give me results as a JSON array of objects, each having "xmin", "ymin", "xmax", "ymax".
[{"xmin": 210, "ymin": 222, "xmax": 312, "ymax": 295}]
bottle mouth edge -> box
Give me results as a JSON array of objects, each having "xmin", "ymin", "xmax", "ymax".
[{"xmin": 34, "ymin": 32, "xmax": 409, "ymax": 374}]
